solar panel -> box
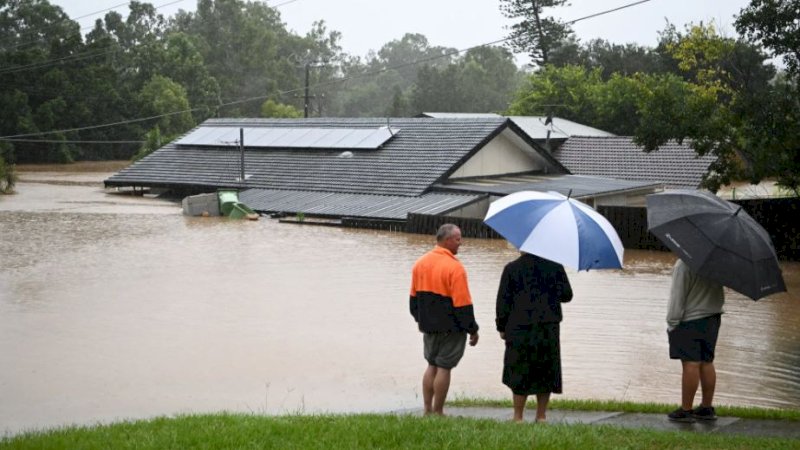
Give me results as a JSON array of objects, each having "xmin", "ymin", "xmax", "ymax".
[{"xmin": 175, "ymin": 126, "xmax": 399, "ymax": 149}]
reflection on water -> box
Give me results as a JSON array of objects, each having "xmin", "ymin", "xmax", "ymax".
[{"xmin": 1, "ymin": 172, "xmax": 798, "ymax": 435}]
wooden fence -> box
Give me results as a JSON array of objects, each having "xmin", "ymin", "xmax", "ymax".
[
  {"xmin": 341, "ymin": 217, "xmax": 407, "ymax": 232},
  {"xmin": 406, "ymin": 213, "xmax": 501, "ymax": 239},
  {"xmin": 597, "ymin": 206, "xmax": 668, "ymax": 251},
  {"xmin": 403, "ymin": 198, "xmax": 799, "ymax": 261},
  {"xmin": 733, "ymin": 198, "xmax": 800, "ymax": 261}
]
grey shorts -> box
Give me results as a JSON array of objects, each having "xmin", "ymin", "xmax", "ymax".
[{"xmin": 423, "ymin": 332, "xmax": 467, "ymax": 369}]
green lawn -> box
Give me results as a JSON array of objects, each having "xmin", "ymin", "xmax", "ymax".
[{"xmin": 2, "ymin": 413, "xmax": 799, "ymax": 450}]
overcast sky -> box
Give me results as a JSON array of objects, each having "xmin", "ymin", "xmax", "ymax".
[{"xmin": 51, "ymin": 0, "xmax": 754, "ymax": 64}]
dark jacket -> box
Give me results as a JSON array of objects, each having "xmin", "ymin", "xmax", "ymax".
[{"xmin": 496, "ymin": 253, "xmax": 573, "ymax": 332}]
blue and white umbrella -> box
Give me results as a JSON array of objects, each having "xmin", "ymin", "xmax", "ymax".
[{"xmin": 484, "ymin": 191, "xmax": 624, "ymax": 271}]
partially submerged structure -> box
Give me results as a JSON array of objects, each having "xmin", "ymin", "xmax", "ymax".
[
  {"xmin": 422, "ymin": 113, "xmax": 715, "ymax": 190},
  {"xmin": 553, "ymin": 136, "xmax": 716, "ymax": 189},
  {"xmin": 105, "ymin": 116, "xmax": 690, "ymax": 222}
]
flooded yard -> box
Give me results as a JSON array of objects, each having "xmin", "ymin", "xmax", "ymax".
[{"xmin": 1, "ymin": 166, "xmax": 798, "ymax": 435}]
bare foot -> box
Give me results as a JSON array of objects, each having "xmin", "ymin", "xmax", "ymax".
[{"xmin": 535, "ymin": 417, "xmax": 547, "ymax": 423}]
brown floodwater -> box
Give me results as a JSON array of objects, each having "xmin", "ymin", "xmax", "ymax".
[{"xmin": 1, "ymin": 169, "xmax": 798, "ymax": 435}]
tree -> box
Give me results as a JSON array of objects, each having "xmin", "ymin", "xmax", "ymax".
[
  {"xmin": 139, "ymin": 74, "xmax": 194, "ymax": 137},
  {"xmin": 327, "ymin": 33, "xmax": 459, "ymax": 117},
  {"xmin": 550, "ymin": 38, "xmax": 666, "ymax": 79},
  {"xmin": 499, "ymin": 0, "xmax": 573, "ymax": 67},
  {"xmin": 386, "ymin": 86, "xmax": 411, "ymax": 117},
  {"xmin": 504, "ymin": 47, "xmax": 752, "ymax": 190},
  {"xmin": 171, "ymin": 0, "xmax": 310, "ymax": 117},
  {"xmin": 0, "ymin": 0, "xmax": 89, "ymax": 163},
  {"xmin": 734, "ymin": 1, "xmax": 800, "ymax": 194},
  {"xmin": 159, "ymin": 32, "xmax": 221, "ymax": 121},
  {"xmin": 734, "ymin": 76, "xmax": 800, "ymax": 193},
  {"xmin": 260, "ymin": 99, "xmax": 301, "ymax": 118},
  {"xmin": 458, "ymin": 46, "xmax": 522, "ymax": 112},
  {"xmin": 132, "ymin": 125, "xmax": 162, "ymax": 161},
  {"xmin": 506, "ymin": 65, "xmax": 602, "ymax": 123},
  {"xmin": 293, "ymin": 21, "xmax": 346, "ymax": 117},
  {"xmin": 411, "ymin": 64, "xmax": 461, "ymax": 112},
  {"xmin": 736, "ymin": 0, "xmax": 800, "ymax": 78},
  {"xmin": 647, "ymin": 21, "xmax": 800, "ymax": 192},
  {"xmin": 411, "ymin": 46, "xmax": 522, "ymax": 114}
]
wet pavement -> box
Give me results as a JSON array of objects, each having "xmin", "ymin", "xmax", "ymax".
[{"xmin": 397, "ymin": 407, "xmax": 800, "ymax": 439}]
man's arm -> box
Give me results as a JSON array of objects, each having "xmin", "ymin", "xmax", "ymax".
[
  {"xmin": 667, "ymin": 262, "xmax": 688, "ymax": 330},
  {"xmin": 409, "ymin": 267, "xmax": 419, "ymax": 322},
  {"xmin": 451, "ymin": 265, "xmax": 479, "ymax": 335}
]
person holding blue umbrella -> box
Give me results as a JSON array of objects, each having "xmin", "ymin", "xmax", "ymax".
[
  {"xmin": 495, "ymin": 252, "xmax": 573, "ymax": 423},
  {"xmin": 484, "ymin": 190, "xmax": 621, "ymax": 422}
]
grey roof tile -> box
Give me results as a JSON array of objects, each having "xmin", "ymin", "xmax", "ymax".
[
  {"xmin": 553, "ymin": 136, "xmax": 716, "ymax": 189},
  {"xmin": 106, "ymin": 117, "xmax": 509, "ymax": 197},
  {"xmin": 434, "ymin": 173, "xmax": 660, "ymax": 199},
  {"xmin": 238, "ymin": 189, "xmax": 483, "ymax": 220}
]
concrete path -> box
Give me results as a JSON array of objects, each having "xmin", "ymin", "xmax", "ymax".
[{"xmin": 397, "ymin": 407, "xmax": 800, "ymax": 440}]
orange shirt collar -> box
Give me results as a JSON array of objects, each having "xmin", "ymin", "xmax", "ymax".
[{"xmin": 433, "ymin": 245, "xmax": 456, "ymax": 259}]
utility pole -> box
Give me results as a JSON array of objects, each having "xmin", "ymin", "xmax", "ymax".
[
  {"xmin": 239, "ymin": 127, "xmax": 245, "ymax": 182},
  {"xmin": 293, "ymin": 52, "xmax": 323, "ymax": 118},
  {"xmin": 304, "ymin": 63, "xmax": 311, "ymax": 118}
]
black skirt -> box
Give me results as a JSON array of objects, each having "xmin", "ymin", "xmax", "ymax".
[{"xmin": 502, "ymin": 323, "xmax": 562, "ymax": 395}]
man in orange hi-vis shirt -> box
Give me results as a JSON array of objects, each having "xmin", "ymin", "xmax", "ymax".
[{"xmin": 410, "ymin": 223, "xmax": 479, "ymax": 416}]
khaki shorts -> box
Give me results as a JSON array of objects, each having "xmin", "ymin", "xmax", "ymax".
[{"xmin": 423, "ymin": 332, "xmax": 467, "ymax": 369}]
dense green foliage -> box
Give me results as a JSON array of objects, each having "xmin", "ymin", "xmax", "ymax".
[
  {"xmin": 507, "ymin": 17, "xmax": 798, "ymax": 193},
  {"xmin": 0, "ymin": 1, "xmax": 523, "ymax": 164},
  {"xmin": 2, "ymin": 413, "xmax": 798, "ymax": 450}
]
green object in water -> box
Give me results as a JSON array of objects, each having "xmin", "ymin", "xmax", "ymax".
[
  {"xmin": 218, "ymin": 190, "xmax": 239, "ymax": 215},
  {"xmin": 228, "ymin": 202, "xmax": 258, "ymax": 220}
]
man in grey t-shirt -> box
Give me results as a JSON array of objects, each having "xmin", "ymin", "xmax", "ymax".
[{"xmin": 666, "ymin": 259, "xmax": 725, "ymax": 423}]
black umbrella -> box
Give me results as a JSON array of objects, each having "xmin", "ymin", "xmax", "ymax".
[{"xmin": 646, "ymin": 190, "xmax": 786, "ymax": 300}]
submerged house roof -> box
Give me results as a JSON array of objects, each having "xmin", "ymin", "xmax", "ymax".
[
  {"xmin": 105, "ymin": 117, "xmax": 567, "ymax": 198},
  {"xmin": 105, "ymin": 117, "xmax": 670, "ymax": 219},
  {"xmin": 553, "ymin": 136, "xmax": 717, "ymax": 189},
  {"xmin": 433, "ymin": 173, "xmax": 661, "ymax": 200},
  {"xmin": 420, "ymin": 112, "xmax": 616, "ymax": 139},
  {"xmin": 238, "ymin": 190, "xmax": 484, "ymax": 220}
]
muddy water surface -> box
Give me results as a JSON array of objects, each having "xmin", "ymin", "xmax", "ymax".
[{"xmin": 1, "ymin": 168, "xmax": 798, "ymax": 435}]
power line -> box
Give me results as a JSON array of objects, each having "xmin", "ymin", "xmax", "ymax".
[
  {"xmin": 0, "ymin": 138, "xmax": 143, "ymax": 144},
  {"xmin": 0, "ymin": 0, "xmax": 187, "ymax": 71},
  {"xmin": 0, "ymin": 109, "xmax": 202, "ymax": 140},
  {"xmin": 0, "ymin": 0, "xmax": 653, "ymax": 140},
  {"xmin": 269, "ymin": 0, "xmax": 301, "ymax": 7},
  {"xmin": 0, "ymin": 48, "xmax": 118, "ymax": 75},
  {"xmin": 566, "ymin": 0, "xmax": 652, "ymax": 25},
  {"xmin": 0, "ymin": 0, "xmax": 301, "ymax": 77},
  {"xmin": 0, "ymin": 0, "xmax": 187, "ymax": 52}
]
